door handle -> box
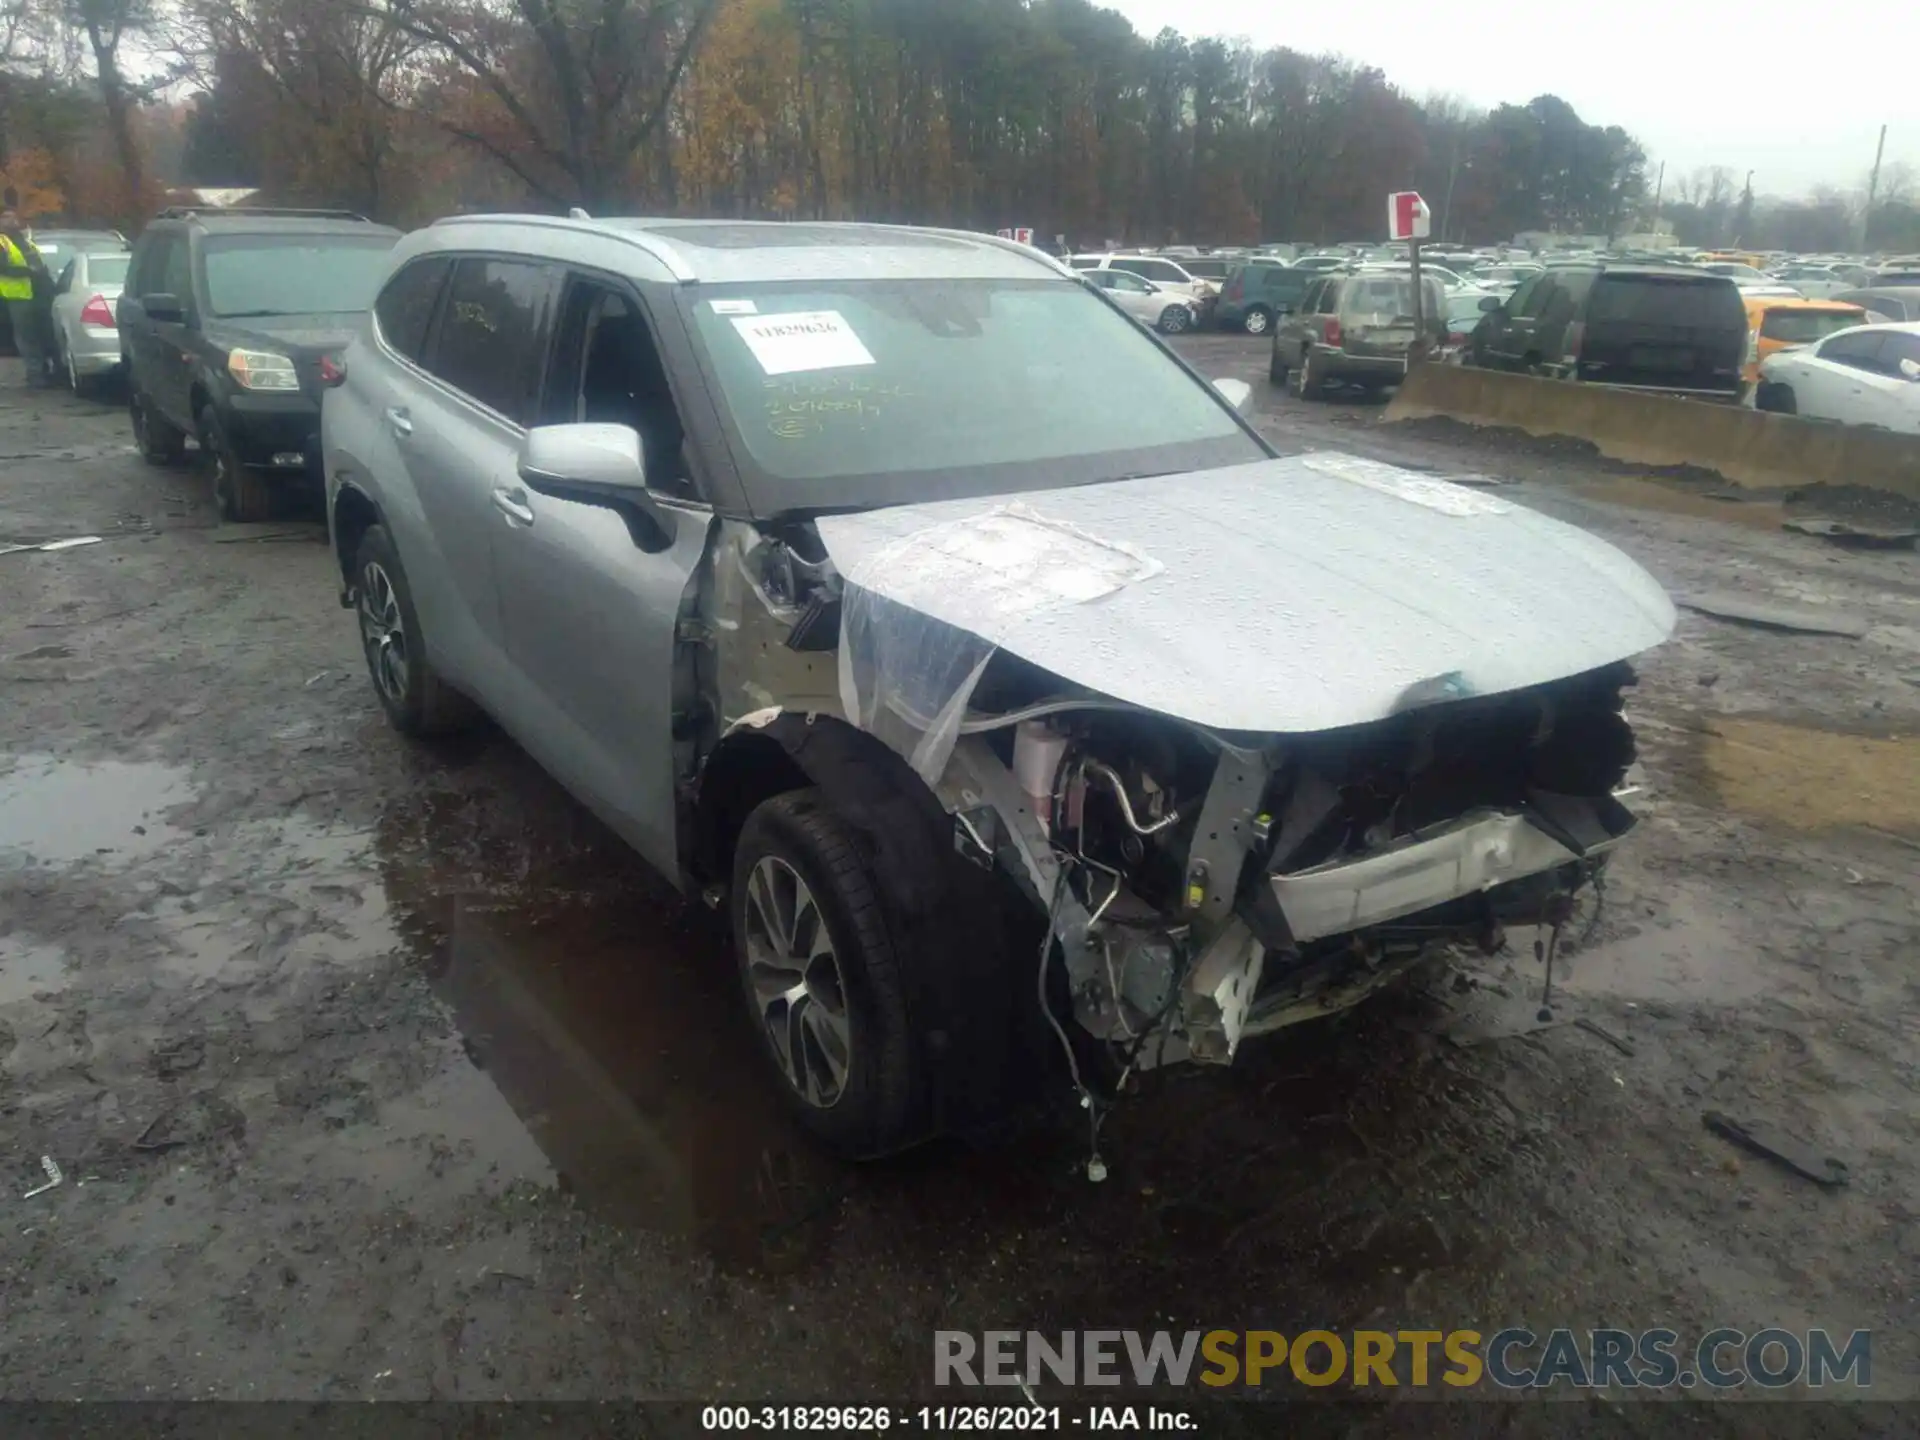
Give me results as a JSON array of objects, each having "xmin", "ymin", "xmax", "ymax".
[
  {"xmin": 491, "ymin": 486, "xmax": 535, "ymax": 527},
  {"xmin": 385, "ymin": 406, "xmax": 413, "ymax": 438}
]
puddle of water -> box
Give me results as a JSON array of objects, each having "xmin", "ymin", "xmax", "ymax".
[
  {"xmin": 1703, "ymin": 718, "xmax": 1920, "ymax": 836},
  {"xmin": 0, "ymin": 754, "xmax": 193, "ymax": 865},
  {"xmin": 418, "ymin": 888, "xmax": 840, "ymax": 1272},
  {"xmin": 0, "ymin": 939, "xmax": 74, "ymax": 1004}
]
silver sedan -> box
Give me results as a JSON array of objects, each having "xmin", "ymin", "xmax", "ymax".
[
  {"xmin": 1084, "ymin": 266, "xmax": 1201, "ymax": 333},
  {"xmin": 49, "ymin": 249, "xmax": 132, "ymax": 396}
]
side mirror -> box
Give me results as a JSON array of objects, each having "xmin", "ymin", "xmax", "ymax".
[
  {"xmin": 1478, "ymin": 296, "xmax": 1502, "ymax": 313},
  {"xmin": 143, "ymin": 292, "xmax": 185, "ymax": 324},
  {"xmin": 518, "ymin": 423, "xmax": 671, "ymax": 546},
  {"xmin": 1212, "ymin": 377, "xmax": 1253, "ymax": 415},
  {"xmin": 1902, "ymin": 358, "xmax": 1920, "ymax": 382}
]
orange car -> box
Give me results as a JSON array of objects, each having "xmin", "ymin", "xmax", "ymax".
[{"xmin": 1742, "ymin": 296, "xmax": 1866, "ymax": 389}]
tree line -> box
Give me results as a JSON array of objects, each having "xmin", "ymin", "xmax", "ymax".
[{"xmin": 2, "ymin": 0, "xmax": 1913, "ymax": 255}]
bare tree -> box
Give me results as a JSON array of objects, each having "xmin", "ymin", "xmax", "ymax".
[
  {"xmin": 192, "ymin": 0, "xmax": 418, "ymax": 213},
  {"xmin": 362, "ymin": 0, "xmax": 719, "ymax": 208}
]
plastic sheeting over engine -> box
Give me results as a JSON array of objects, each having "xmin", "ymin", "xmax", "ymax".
[{"xmin": 816, "ymin": 452, "xmax": 1675, "ymax": 737}]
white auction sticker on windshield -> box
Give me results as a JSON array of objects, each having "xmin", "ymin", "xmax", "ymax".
[
  {"xmin": 709, "ymin": 299, "xmax": 757, "ymax": 315},
  {"xmin": 731, "ymin": 311, "xmax": 875, "ymax": 376}
]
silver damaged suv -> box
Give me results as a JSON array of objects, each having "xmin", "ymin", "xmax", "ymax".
[{"xmin": 322, "ymin": 217, "xmax": 1676, "ymax": 1156}]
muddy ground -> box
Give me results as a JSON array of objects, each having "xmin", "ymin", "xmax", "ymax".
[{"xmin": 1, "ymin": 336, "xmax": 1915, "ymax": 1427}]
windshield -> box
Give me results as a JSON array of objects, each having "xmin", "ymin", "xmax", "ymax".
[
  {"xmin": 1760, "ymin": 309, "xmax": 1864, "ymax": 344},
  {"xmin": 86, "ymin": 254, "xmax": 131, "ymax": 285},
  {"xmin": 202, "ymin": 234, "xmax": 398, "ymax": 318},
  {"xmin": 683, "ymin": 278, "xmax": 1265, "ymax": 515}
]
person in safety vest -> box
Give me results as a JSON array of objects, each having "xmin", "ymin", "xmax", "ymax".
[{"xmin": 1, "ymin": 188, "xmax": 55, "ymax": 389}]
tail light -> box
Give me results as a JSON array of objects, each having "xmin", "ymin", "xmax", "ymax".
[
  {"xmin": 79, "ymin": 294, "xmax": 115, "ymax": 328},
  {"xmin": 317, "ymin": 354, "xmax": 348, "ymax": 388},
  {"xmin": 1447, "ymin": 329, "xmax": 1468, "ymax": 345},
  {"xmin": 1222, "ymin": 274, "xmax": 1243, "ymax": 302},
  {"xmin": 1322, "ymin": 318, "xmax": 1343, "ymax": 346},
  {"xmin": 1562, "ymin": 320, "xmax": 1585, "ymax": 365},
  {"xmin": 1745, "ymin": 330, "xmax": 1759, "ymax": 364}
]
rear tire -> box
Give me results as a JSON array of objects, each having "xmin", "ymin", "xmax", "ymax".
[
  {"xmin": 65, "ymin": 348, "xmax": 94, "ymax": 398},
  {"xmin": 1242, "ymin": 306, "xmax": 1273, "ymax": 336},
  {"xmin": 130, "ymin": 387, "xmax": 187, "ymax": 465},
  {"xmin": 352, "ymin": 523, "xmax": 479, "ymax": 738},
  {"xmin": 731, "ymin": 789, "xmax": 921, "ymax": 1157},
  {"xmin": 200, "ymin": 404, "xmax": 275, "ymax": 523},
  {"xmin": 1756, "ymin": 382, "xmax": 1797, "ymax": 415}
]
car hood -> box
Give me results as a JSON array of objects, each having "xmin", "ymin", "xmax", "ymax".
[{"xmin": 816, "ymin": 452, "xmax": 1675, "ymax": 733}]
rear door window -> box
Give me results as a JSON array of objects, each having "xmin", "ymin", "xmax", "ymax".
[
  {"xmin": 1818, "ymin": 332, "xmax": 1890, "ymax": 373},
  {"xmin": 424, "ymin": 257, "xmax": 557, "ymax": 424},
  {"xmin": 1883, "ymin": 333, "xmax": 1920, "ymax": 375},
  {"xmin": 374, "ymin": 257, "xmax": 451, "ymax": 363},
  {"xmin": 1759, "ymin": 310, "xmax": 1865, "ymax": 345}
]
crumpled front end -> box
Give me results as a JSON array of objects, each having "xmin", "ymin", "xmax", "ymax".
[
  {"xmin": 920, "ymin": 659, "xmax": 1641, "ymax": 1072},
  {"xmin": 724, "ymin": 455, "xmax": 1670, "ymax": 1081}
]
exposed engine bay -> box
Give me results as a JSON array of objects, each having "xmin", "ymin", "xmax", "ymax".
[{"xmin": 946, "ymin": 654, "xmax": 1639, "ymax": 1072}]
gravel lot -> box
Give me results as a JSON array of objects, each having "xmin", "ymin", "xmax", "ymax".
[{"xmin": 1, "ymin": 335, "xmax": 1915, "ymax": 1426}]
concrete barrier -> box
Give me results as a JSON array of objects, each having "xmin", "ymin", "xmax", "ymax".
[{"xmin": 1385, "ymin": 364, "xmax": 1920, "ymax": 502}]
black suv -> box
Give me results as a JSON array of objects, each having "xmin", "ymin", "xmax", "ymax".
[
  {"xmin": 1468, "ymin": 263, "xmax": 1747, "ymax": 399},
  {"xmin": 121, "ymin": 207, "xmax": 402, "ymax": 519}
]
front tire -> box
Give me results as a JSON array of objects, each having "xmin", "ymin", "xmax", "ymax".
[
  {"xmin": 1242, "ymin": 306, "xmax": 1273, "ymax": 336},
  {"xmin": 130, "ymin": 387, "xmax": 187, "ymax": 465},
  {"xmin": 1288, "ymin": 346, "xmax": 1324, "ymax": 400},
  {"xmin": 1158, "ymin": 305, "xmax": 1191, "ymax": 335},
  {"xmin": 199, "ymin": 405, "xmax": 275, "ymax": 523},
  {"xmin": 732, "ymin": 789, "xmax": 920, "ymax": 1157},
  {"xmin": 352, "ymin": 523, "xmax": 478, "ymax": 738}
]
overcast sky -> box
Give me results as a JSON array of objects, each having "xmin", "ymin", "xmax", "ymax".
[{"xmin": 1102, "ymin": 1, "xmax": 1910, "ymax": 200}]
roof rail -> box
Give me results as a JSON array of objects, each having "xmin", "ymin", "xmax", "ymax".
[
  {"xmin": 430, "ymin": 212, "xmax": 697, "ymax": 281},
  {"xmin": 154, "ymin": 206, "xmax": 372, "ymax": 222}
]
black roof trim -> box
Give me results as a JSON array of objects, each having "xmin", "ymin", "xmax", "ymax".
[{"xmin": 154, "ymin": 206, "xmax": 373, "ymax": 223}]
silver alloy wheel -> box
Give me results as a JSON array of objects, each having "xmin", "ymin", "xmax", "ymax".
[
  {"xmin": 1160, "ymin": 306, "xmax": 1190, "ymax": 334},
  {"xmin": 358, "ymin": 560, "xmax": 410, "ymax": 706},
  {"xmin": 1243, "ymin": 308, "xmax": 1270, "ymax": 335},
  {"xmin": 743, "ymin": 855, "xmax": 851, "ymax": 1109}
]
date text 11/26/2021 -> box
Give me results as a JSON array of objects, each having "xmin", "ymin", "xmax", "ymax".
[{"xmin": 702, "ymin": 1406, "xmax": 1196, "ymax": 1431}]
